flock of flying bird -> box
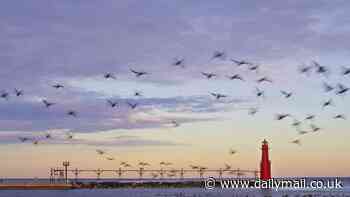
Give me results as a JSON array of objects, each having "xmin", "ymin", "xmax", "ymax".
[{"xmin": 1, "ymin": 50, "xmax": 350, "ymax": 177}]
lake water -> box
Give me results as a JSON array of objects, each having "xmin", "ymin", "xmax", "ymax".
[
  {"xmin": 1, "ymin": 177, "xmax": 349, "ymax": 197},
  {"xmin": 0, "ymin": 188, "xmax": 349, "ymax": 197}
]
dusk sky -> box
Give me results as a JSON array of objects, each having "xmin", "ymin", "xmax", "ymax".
[{"xmin": 1, "ymin": 0, "xmax": 350, "ymax": 178}]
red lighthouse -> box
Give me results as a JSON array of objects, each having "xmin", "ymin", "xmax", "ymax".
[{"xmin": 260, "ymin": 139, "xmax": 271, "ymax": 180}]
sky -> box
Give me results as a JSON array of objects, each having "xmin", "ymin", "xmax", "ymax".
[{"xmin": 0, "ymin": 0, "xmax": 350, "ymax": 178}]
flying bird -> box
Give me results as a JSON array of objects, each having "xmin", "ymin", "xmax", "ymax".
[
  {"xmin": 210, "ymin": 92, "xmax": 227, "ymax": 100},
  {"xmin": 18, "ymin": 137, "xmax": 30, "ymax": 142},
  {"xmin": 172, "ymin": 58, "xmax": 185, "ymax": 68},
  {"xmin": 291, "ymin": 119, "xmax": 301, "ymax": 128},
  {"xmin": 257, "ymin": 77, "xmax": 272, "ymax": 83},
  {"xmin": 96, "ymin": 149, "xmax": 106, "ymax": 155},
  {"xmin": 14, "ymin": 89, "xmax": 23, "ymax": 96},
  {"xmin": 291, "ymin": 139, "xmax": 301, "ymax": 146},
  {"xmin": 322, "ymin": 99, "xmax": 333, "ymax": 108},
  {"xmin": 298, "ymin": 64, "xmax": 313, "ymax": 75},
  {"xmin": 139, "ymin": 162, "xmax": 150, "ymax": 166},
  {"xmin": 65, "ymin": 132, "xmax": 74, "ymax": 140},
  {"xmin": 310, "ymin": 124, "xmax": 321, "ymax": 132},
  {"xmin": 212, "ymin": 51, "xmax": 225, "ymax": 60},
  {"xmin": 106, "ymin": 156, "xmax": 115, "ymax": 161},
  {"xmin": 134, "ymin": 91, "xmax": 142, "ymax": 97},
  {"xmin": 305, "ymin": 114, "xmax": 315, "ymax": 121},
  {"xmin": 42, "ymin": 99, "xmax": 55, "ymax": 108},
  {"xmin": 67, "ymin": 110, "xmax": 77, "ymax": 117},
  {"xmin": 0, "ymin": 91, "xmax": 9, "ymax": 100},
  {"xmin": 130, "ymin": 69, "xmax": 148, "ymax": 77},
  {"xmin": 275, "ymin": 114, "xmax": 291, "ymax": 120},
  {"xmin": 229, "ymin": 148, "xmax": 237, "ymax": 155},
  {"xmin": 323, "ymin": 82, "xmax": 334, "ymax": 92},
  {"xmin": 336, "ymin": 83, "xmax": 349, "ymax": 95},
  {"xmin": 298, "ymin": 130, "xmax": 308, "ymax": 135},
  {"xmin": 45, "ymin": 133, "xmax": 52, "ymax": 139},
  {"xmin": 255, "ymin": 88, "xmax": 264, "ymax": 98},
  {"xmin": 341, "ymin": 66, "xmax": 350, "ymax": 76},
  {"xmin": 281, "ymin": 91, "xmax": 293, "ymax": 98},
  {"xmin": 248, "ymin": 107, "xmax": 258, "ymax": 116},
  {"xmin": 249, "ymin": 64, "xmax": 259, "ymax": 72},
  {"xmin": 107, "ymin": 100, "xmax": 118, "ymax": 108},
  {"xmin": 312, "ymin": 61, "xmax": 328, "ymax": 75},
  {"xmin": 227, "ymin": 74, "xmax": 244, "ymax": 81},
  {"xmin": 201, "ymin": 72, "xmax": 216, "ymax": 79},
  {"xmin": 230, "ymin": 59, "xmax": 251, "ymax": 66},
  {"xmin": 127, "ymin": 102, "xmax": 138, "ymax": 109},
  {"xmin": 52, "ymin": 84, "xmax": 64, "ymax": 89},
  {"xmin": 104, "ymin": 73, "xmax": 116, "ymax": 80},
  {"xmin": 224, "ymin": 164, "xmax": 231, "ymax": 171},
  {"xmin": 334, "ymin": 114, "xmax": 346, "ymax": 120}
]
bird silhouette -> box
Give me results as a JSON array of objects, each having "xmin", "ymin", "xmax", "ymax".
[
  {"xmin": 255, "ymin": 88, "xmax": 264, "ymax": 97},
  {"xmin": 224, "ymin": 164, "xmax": 231, "ymax": 171},
  {"xmin": 212, "ymin": 51, "xmax": 225, "ymax": 60},
  {"xmin": 334, "ymin": 114, "xmax": 346, "ymax": 120},
  {"xmin": 229, "ymin": 148, "xmax": 237, "ymax": 155},
  {"xmin": 190, "ymin": 165, "xmax": 199, "ymax": 170},
  {"xmin": 275, "ymin": 114, "xmax": 291, "ymax": 120},
  {"xmin": 291, "ymin": 119, "xmax": 301, "ymax": 128},
  {"xmin": 18, "ymin": 137, "xmax": 30, "ymax": 142},
  {"xmin": 201, "ymin": 72, "xmax": 216, "ymax": 79},
  {"xmin": 96, "ymin": 149, "xmax": 106, "ymax": 155},
  {"xmin": 281, "ymin": 91, "xmax": 293, "ymax": 98},
  {"xmin": 248, "ymin": 107, "xmax": 258, "ymax": 115},
  {"xmin": 173, "ymin": 58, "xmax": 185, "ymax": 68},
  {"xmin": 42, "ymin": 99, "xmax": 55, "ymax": 108},
  {"xmin": 298, "ymin": 64, "xmax": 313, "ymax": 75},
  {"xmin": 336, "ymin": 83, "xmax": 349, "ymax": 95},
  {"xmin": 130, "ymin": 69, "xmax": 148, "ymax": 77},
  {"xmin": 52, "ymin": 84, "xmax": 64, "ymax": 89},
  {"xmin": 230, "ymin": 59, "xmax": 251, "ymax": 66},
  {"xmin": 14, "ymin": 89, "xmax": 23, "ymax": 96},
  {"xmin": 310, "ymin": 124, "xmax": 321, "ymax": 132},
  {"xmin": 322, "ymin": 99, "xmax": 333, "ymax": 108},
  {"xmin": 134, "ymin": 91, "xmax": 142, "ymax": 97},
  {"xmin": 249, "ymin": 64, "xmax": 259, "ymax": 72},
  {"xmin": 210, "ymin": 92, "xmax": 227, "ymax": 100},
  {"xmin": 65, "ymin": 132, "xmax": 74, "ymax": 140},
  {"xmin": 227, "ymin": 74, "xmax": 244, "ymax": 81},
  {"xmin": 312, "ymin": 61, "xmax": 328, "ymax": 75},
  {"xmin": 138, "ymin": 162, "xmax": 150, "ymax": 166},
  {"xmin": 32, "ymin": 140, "xmax": 39, "ymax": 145},
  {"xmin": 341, "ymin": 67, "xmax": 350, "ymax": 76},
  {"xmin": 67, "ymin": 110, "xmax": 77, "ymax": 117},
  {"xmin": 305, "ymin": 114, "xmax": 315, "ymax": 121},
  {"xmin": 45, "ymin": 133, "xmax": 52, "ymax": 139},
  {"xmin": 127, "ymin": 102, "xmax": 138, "ymax": 109},
  {"xmin": 323, "ymin": 82, "xmax": 334, "ymax": 92},
  {"xmin": 107, "ymin": 99, "xmax": 118, "ymax": 108},
  {"xmin": 257, "ymin": 77, "xmax": 272, "ymax": 83},
  {"xmin": 298, "ymin": 130, "xmax": 308, "ymax": 135},
  {"xmin": 106, "ymin": 156, "xmax": 115, "ymax": 161},
  {"xmin": 291, "ymin": 139, "xmax": 301, "ymax": 145},
  {"xmin": 104, "ymin": 73, "xmax": 116, "ymax": 80},
  {"xmin": 0, "ymin": 91, "xmax": 9, "ymax": 100}
]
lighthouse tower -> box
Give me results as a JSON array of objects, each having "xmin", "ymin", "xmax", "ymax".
[{"xmin": 260, "ymin": 139, "xmax": 271, "ymax": 180}]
